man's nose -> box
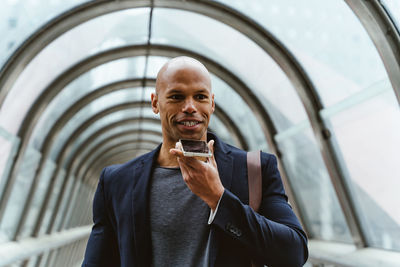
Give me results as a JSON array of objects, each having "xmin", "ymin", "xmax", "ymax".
[{"xmin": 182, "ymin": 98, "xmax": 197, "ymax": 114}]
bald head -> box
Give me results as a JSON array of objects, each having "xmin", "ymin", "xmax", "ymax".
[
  {"xmin": 151, "ymin": 56, "xmax": 215, "ymax": 145},
  {"xmin": 155, "ymin": 56, "xmax": 211, "ymax": 94}
]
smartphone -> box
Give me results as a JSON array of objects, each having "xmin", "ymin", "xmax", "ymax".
[{"xmin": 179, "ymin": 139, "xmax": 212, "ymax": 158}]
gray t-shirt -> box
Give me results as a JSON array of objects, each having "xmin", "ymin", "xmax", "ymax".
[{"xmin": 150, "ymin": 166, "xmax": 211, "ymax": 267}]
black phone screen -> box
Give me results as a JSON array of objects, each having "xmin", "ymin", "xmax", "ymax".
[{"xmin": 180, "ymin": 139, "xmax": 209, "ymax": 153}]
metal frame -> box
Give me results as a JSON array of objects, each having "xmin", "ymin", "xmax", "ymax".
[
  {"xmin": 43, "ymin": 99, "xmax": 244, "ymax": 234},
  {"xmin": 0, "ymin": 0, "xmax": 307, "ymax": 238},
  {"xmin": 1, "ymin": 0, "xmax": 383, "ymax": 246},
  {"xmin": 30, "ymin": 103, "xmax": 152, "ymax": 237},
  {"xmin": 62, "ymin": 139, "xmax": 161, "ymax": 231},
  {"xmin": 308, "ymin": 240, "xmax": 400, "ymax": 267},
  {"xmin": 13, "ymin": 80, "xmax": 148, "ymax": 238},
  {"xmin": 84, "ymin": 145, "xmax": 155, "ymax": 179},
  {"xmin": 0, "ymin": 44, "xmax": 271, "ymax": 233},
  {"xmin": 345, "ymin": 0, "xmax": 400, "ymax": 105},
  {"xmin": 34, "ymin": 128, "xmax": 162, "ymax": 235},
  {"xmin": 78, "ymin": 135, "xmax": 161, "ymax": 180},
  {"xmin": 23, "ymin": 90, "xmax": 246, "ymax": 236},
  {"xmin": 0, "ymin": 225, "xmax": 91, "ymax": 267}
]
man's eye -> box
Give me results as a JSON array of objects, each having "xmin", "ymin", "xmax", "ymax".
[
  {"xmin": 196, "ymin": 94, "xmax": 207, "ymax": 100},
  {"xmin": 170, "ymin": 95, "xmax": 183, "ymax": 100}
]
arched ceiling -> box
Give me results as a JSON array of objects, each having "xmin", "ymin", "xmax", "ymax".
[{"xmin": 0, "ymin": 0, "xmax": 400, "ymax": 256}]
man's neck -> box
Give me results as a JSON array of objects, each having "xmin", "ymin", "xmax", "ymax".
[
  {"xmin": 157, "ymin": 142, "xmax": 179, "ymax": 167},
  {"xmin": 157, "ymin": 133, "xmax": 208, "ymax": 167}
]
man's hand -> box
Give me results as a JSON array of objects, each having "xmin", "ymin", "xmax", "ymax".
[{"xmin": 170, "ymin": 140, "xmax": 224, "ymax": 210}]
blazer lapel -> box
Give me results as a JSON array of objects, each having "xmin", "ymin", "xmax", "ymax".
[
  {"xmin": 212, "ymin": 133, "xmax": 233, "ymax": 191},
  {"xmin": 130, "ymin": 134, "xmax": 233, "ymax": 267},
  {"xmin": 131, "ymin": 145, "xmax": 161, "ymax": 266},
  {"xmin": 208, "ymin": 133, "xmax": 234, "ymax": 267}
]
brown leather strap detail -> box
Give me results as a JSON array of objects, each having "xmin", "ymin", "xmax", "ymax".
[{"xmin": 247, "ymin": 151, "xmax": 262, "ymax": 212}]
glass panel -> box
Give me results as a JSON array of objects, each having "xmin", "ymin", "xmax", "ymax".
[
  {"xmin": 0, "ymin": 126, "xmax": 20, "ymax": 200},
  {"xmin": 53, "ymin": 173, "xmax": 74, "ymax": 231},
  {"xmin": 77, "ymin": 123, "xmax": 162, "ymax": 162},
  {"xmin": 49, "ymin": 88, "xmax": 154, "ymax": 161},
  {"xmin": 30, "ymin": 57, "xmax": 147, "ymax": 150},
  {"xmin": 19, "ymin": 159, "xmax": 56, "ymax": 238},
  {"xmin": 325, "ymin": 82, "xmax": 400, "ymax": 250},
  {"xmin": 0, "ymin": 8, "xmax": 149, "ymax": 135},
  {"xmin": 152, "ymin": 7, "xmax": 352, "ymax": 242},
  {"xmin": 212, "ymin": 74, "xmax": 267, "ymax": 150},
  {"xmin": 208, "ymin": 114, "xmax": 234, "ymax": 146},
  {"xmin": 26, "ymin": 255, "xmax": 39, "ymax": 267},
  {"xmin": 68, "ymin": 182, "xmax": 90, "ymax": 228},
  {"xmin": 381, "ymin": 0, "xmax": 400, "ymax": 30},
  {"xmin": 0, "ymin": 146, "xmax": 41, "ymax": 243},
  {"xmin": 63, "ymin": 181, "xmax": 85, "ymax": 229},
  {"xmin": 145, "ymin": 56, "xmax": 169, "ymax": 77},
  {"xmin": 63, "ymin": 109, "xmax": 159, "ymax": 169},
  {"xmin": 39, "ymin": 252, "xmax": 51, "ymax": 267},
  {"xmin": 81, "ymin": 185, "xmax": 92, "ymax": 226},
  {"xmin": 275, "ymin": 126, "xmax": 352, "ymax": 242},
  {"xmin": 214, "ymin": 0, "xmax": 389, "ymax": 107},
  {"xmin": 151, "ymin": 8, "xmax": 302, "ymax": 134},
  {"xmin": 38, "ymin": 169, "xmax": 65, "ymax": 235},
  {"xmin": 1, "ymin": 0, "xmax": 91, "ymax": 67},
  {"xmin": 81, "ymin": 134, "xmax": 163, "ymax": 174}
]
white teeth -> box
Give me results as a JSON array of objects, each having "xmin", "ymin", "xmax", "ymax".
[{"xmin": 181, "ymin": 121, "xmax": 198, "ymax": 126}]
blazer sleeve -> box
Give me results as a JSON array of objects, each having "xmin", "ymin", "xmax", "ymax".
[
  {"xmin": 82, "ymin": 168, "xmax": 120, "ymax": 267},
  {"xmin": 211, "ymin": 153, "xmax": 308, "ymax": 266}
]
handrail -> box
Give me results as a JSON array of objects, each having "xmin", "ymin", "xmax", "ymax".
[
  {"xmin": 308, "ymin": 240, "xmax": 400, "ymax": 267},
  {"xmin": 0, "ymin": 225, "xmax": 91, "ymax": 266}
]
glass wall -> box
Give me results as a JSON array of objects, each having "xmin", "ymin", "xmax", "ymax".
[{"xmin": 0, "ymin": 0, "xmax": 400, "ymax": 266}]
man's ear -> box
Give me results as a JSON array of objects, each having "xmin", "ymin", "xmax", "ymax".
[
  {"xmin": 211, "ymin": 93, "xmax": 215, "ymax": 113},
  {"xmin": 151, "ymin": 93, "xmax": 159, "ymax": 114}
]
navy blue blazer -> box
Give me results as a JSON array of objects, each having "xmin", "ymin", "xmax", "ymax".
[{"xmin": 82, "ymin": 133, "xmax": 308, "ymax": 267}]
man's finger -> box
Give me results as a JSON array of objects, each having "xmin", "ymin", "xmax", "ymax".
[
  {"xmin": 177, "ymin": 157, "xmax": 190, "ymax": 175},
  {"xmin": 208, "ymin": 140, "xmax": 215, "ymax": 155},
  {"xmin": 170, "ymin": 148, "xmax": 184, "ymax": 157},
  {"xmin": 207, "ymin": 140, "xmax": 217, "ymax": 166}
]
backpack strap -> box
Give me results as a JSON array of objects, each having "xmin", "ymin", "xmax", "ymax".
[
  {"xmin": 247, "ymin": 151, "xmax": 263, "ymax": 267},
  {"xmin": 247, "ymin": 151, "xmax": 262, "ymax": 212}
]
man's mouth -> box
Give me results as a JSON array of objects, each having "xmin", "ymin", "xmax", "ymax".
[{"xmin": 178, "ymin": 121, "xmax": 201, "ymax": 127}]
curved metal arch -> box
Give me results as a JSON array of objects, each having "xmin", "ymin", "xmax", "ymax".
[
  {"xmin": 76, "ymin": 133, "xmax": 161, "ymax": 188},
  {"xmin": 16, "ymin": 74, "xmax": 247, "ymax": 236},
  {"xmin": 27, "ymin": 124, "xmax": 162, "ymax": 235},
  {"xmin": 35, "ymin": 100, "xmax": 234, "ymax": 235},
  {"xmin": 66, "ymin": 119, "xmax": 161, "ymax": 172},
  {"xmin": 14, "ymin": 82, "xmax": 153, "ymax": 238},
  {"xmin": 83, "ymin": 140, "xmax": 155, "ymax": 185},
  {"xmin": 0, "ymin": 0, "xmax": 147, "ymax": 104},
  {"xmin": 62, "ymin": 139, "xmax": 159, "ymax": 230},
  {"xmin": 345, "ymin": 0, "xmax": 400, "ymax": 105},
  {"xmin": 30, "ymin": 98, "xmax": 238, "ymax": 237},
  {"xmin": 79, "ymin": 135, "xmax": 161, "ymax": 184},
  {"xmin": 87, "ymin": 143, "xmax": 157, "ymax": 176},
  {"xmin": 38, "ymin": 78, "xmax": 245, "ymax": 174},
  {"xmin": 87, "ymin": 146, "xmax": 153, "ymax": 180},
  {"xmin": 1, "ymin": 44, "xmax": 264, "ymax": 225},
  {"xmin": 57, "ymin": 133, "xmax": 158, "ymax": 233},
  {"xmin": 67, "ymin": 117, "xmax": 161, "ymax": 171},
  {"xmin": 66, "ymin": 146, "xmax": 155, "ymax": 229},
  {"xmin": 29, "ymin": 102, "xmax": 153, "ymax": 236},
  {"xmin": 0, "ymin": 0, "xmax": 395, "ymax": 245},
  {"xmin": 0, "ymin": 0, "xmax": 318, "ymax": 238}
]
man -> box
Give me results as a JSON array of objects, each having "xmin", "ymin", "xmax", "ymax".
[{"xmin": 82, "ymin": 57, "xmax": 308, "ymax": 266}]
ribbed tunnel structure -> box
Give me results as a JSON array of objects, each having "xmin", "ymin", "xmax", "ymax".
[{"xmin": 0, "ymin": 0, "xmax": 400, "ymax": 266}]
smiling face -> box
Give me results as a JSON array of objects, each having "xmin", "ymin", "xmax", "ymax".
[{"xmin": 151, "ymin": 57, "xmax": 215, "ymax": 147}]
